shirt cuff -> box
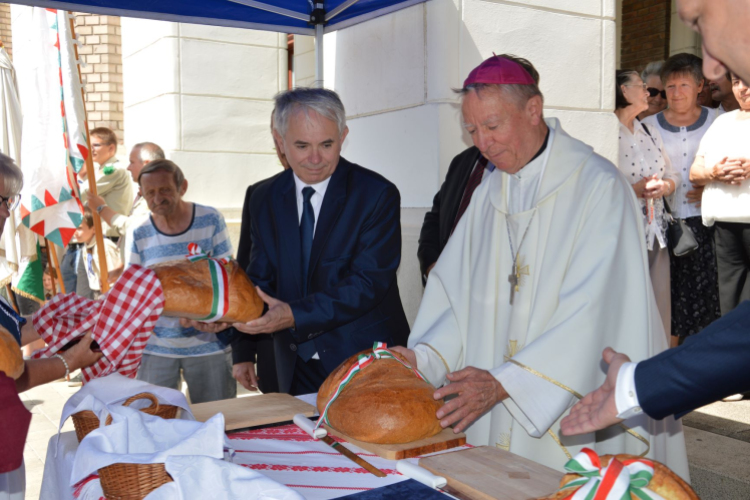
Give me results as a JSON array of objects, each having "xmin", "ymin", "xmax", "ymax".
[
  {"xmin": 614, "ymin": 361, "xmax": 643, "ymax": 419},
  {"xmin": 413, "ymin": 343, "xmax": 449, "ymax": 388}
]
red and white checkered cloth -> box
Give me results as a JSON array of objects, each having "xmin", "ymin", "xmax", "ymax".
[{"xmin": 31, "ymin": 265, "xmax": 164, "ymax": 383}]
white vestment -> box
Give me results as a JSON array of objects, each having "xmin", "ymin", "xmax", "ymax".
[{"xmin": 409, "ymin": 118, "xmax": 689, "ymax": 479}]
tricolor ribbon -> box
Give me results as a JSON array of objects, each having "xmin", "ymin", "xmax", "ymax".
[
  {"xmin": 315, "ymin": 342, "xmax": 428, "ymax": 430},
  {"xmin": 560, "ymin": 448, "xmax": 665, "ymax": 500},
  {"xmin": 185, "ymin": 243, "xmax": 230, "ymax": 322}
]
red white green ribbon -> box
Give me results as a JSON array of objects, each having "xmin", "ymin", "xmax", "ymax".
[
  {"xmin": 185, "ymin": 243, "xmax": 230, "ymax": 322},
  {"xmin": 559, "ymin": 448, "xmax": 665, "ymax": 500},
  {"xmin": 315, "ymin": 342, "xmax": 428, "ymax": 430}
]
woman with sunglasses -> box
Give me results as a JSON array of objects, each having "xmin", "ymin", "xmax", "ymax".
[
  {"xmin": 615, "ymin": 69, "xmax": 679, "ymax": 342},
  {"xmin": 638, "ymin": 61, "xmax": 668, "ymax": 120},
  {"xmin": 642, "ymin": 53, "xmax": 720, "ymax": 348}
]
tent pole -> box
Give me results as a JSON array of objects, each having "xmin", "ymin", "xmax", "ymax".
[{"xmin": 314, "ymin": 23, "xmax": 324, "ymax": 88}]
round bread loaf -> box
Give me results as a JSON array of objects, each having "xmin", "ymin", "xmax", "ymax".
[
  {"xmin": 153, "ymin": 259, "xmax": 264, "ymax": 323},
  {"xmin": 316, "ymin": 349, "xmax": 443, "ymax": 444},
  {"xmin": 0, "ymin": 325, "xmax": 24, "ymax": 380},
  {"xmin": 539, "ymin": 454, "xmax": 698, "ymax": 500}
]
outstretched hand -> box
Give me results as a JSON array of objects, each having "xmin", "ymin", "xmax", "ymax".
[
  {"xmin": 560, "ymin": 347, "xmax": 630, "ymax": 436},
  {"xmin": 433, "ymin": 366, "xmax": 508, "ymax": 433},
  {"xmin": 233, "ymin": 287, "xmax": 295, "ymax": 335}
]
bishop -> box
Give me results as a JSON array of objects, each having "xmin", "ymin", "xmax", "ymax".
[{"xmin": 393, "ymin": 55, "xmax": 689, "ymax": 479}]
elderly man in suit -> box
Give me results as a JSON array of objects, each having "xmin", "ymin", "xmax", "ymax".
[{"xmin": 197, "ymin": 88, "xmax": 410, "ymax": 395}]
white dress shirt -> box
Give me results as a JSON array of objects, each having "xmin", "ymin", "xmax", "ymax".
[
  {"xmin": 615, "ymin": 361, "xmax": 644, "ymax": 419},
  {"xmin": 292, "ymin": 172, "xmax": 332, "ymax": 359},
  {"xmin": 642, "ymin": 107, "xmax": 715, "ymax": 219},
  {"xmin": 293, "ymin": 173, "xmax": 331, "ymax": 234}
]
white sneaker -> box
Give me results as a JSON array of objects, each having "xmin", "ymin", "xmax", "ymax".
[{"xmin": 723, "ymin": 394, "xmax": 743, "ymax": 402}]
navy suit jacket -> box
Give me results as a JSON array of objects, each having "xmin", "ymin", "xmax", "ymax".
[
  {"xmin": 636, "ymin": 301, "xmax": 750, "ymax": 420},
  {"xmin": 241, "ymin": 157, "xmax": 410, "ymax": 394}
]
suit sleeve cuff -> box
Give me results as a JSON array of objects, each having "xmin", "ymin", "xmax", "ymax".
[{"xmin": 615, "ymin": 361, "xmax": 643, "ymax": 419}]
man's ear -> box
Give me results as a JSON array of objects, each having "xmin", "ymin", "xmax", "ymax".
[
  {"xmin": 526, "ymin": 95, "xmax": 544, "ymax": 125},
  {"xmin": 180, "ymin": 180, "xmax": 188, "ymax": 196},
  {"xmin": 340, "ymin": 126, "xmax": 349, "ymax": 144}
]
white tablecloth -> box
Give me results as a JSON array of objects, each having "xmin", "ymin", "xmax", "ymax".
[{"xmin": 41, "ymin": 424, "xmax": 463, "ymax": 499}]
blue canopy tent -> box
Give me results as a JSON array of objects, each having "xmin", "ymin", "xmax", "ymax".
[{"xmin": 11, "ymin": 0, "xmax": 428, "ymax": 86}]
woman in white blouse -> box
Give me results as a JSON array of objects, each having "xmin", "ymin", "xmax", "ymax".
[
  {"xmin": 642, "ymin": 53, "xmax": 719, "ymax": 346},
  {"xmin": 690, "ymin": 73, "xmax": 750, "ymax": 317},
  {"xmin": 615, "ymin": 69, "xmax": 679, "ymax": 341}
]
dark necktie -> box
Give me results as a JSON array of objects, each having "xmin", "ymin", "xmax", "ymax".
[
  {"xmin": 451, "ymin": 155, "xmax": 489, "ymax": 234},
  {"xmin": 300, "ymin": 186, "xmax": 315, "ymax": 295},
  {"xmin": 298, "ymin": 187, "xmax": 317, "ymax": 362}
]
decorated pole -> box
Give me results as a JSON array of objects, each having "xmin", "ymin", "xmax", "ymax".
[{"xmin": 68, "ymin": 14, "xmax": 109, "ymax": 293}]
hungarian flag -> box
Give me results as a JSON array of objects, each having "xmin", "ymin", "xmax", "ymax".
[{"xmin": 18, "ymin": 8, "xmax": 86, "ymax": 248}]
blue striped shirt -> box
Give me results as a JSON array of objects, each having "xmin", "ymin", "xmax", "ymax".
[{"xmin": 127, "ymin": 204, "xmax": 233, "ymax": 357}]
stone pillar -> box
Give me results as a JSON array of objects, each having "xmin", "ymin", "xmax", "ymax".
[{"xmin": 121, "ymin": 20, "xmax": 288, "ymax": 216}]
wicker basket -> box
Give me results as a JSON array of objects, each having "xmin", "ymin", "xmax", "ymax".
[
  {"xmin": 71, "ymin": 393, "xmax": 179, "ymax": 442},
  {"xmin": 98, "ymin": 462, "xmax": 173, "ymax": 500}
]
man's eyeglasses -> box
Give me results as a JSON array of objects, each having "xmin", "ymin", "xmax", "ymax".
[
  {"xmin": 0, "ymin": 194, "xmax": 20, "ymax": 211},
  {"xmin": 648, "ymin": 87, "xmax": 667, "ymax": 99}
]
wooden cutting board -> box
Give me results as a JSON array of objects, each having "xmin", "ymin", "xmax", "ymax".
[
  {"xmin": 419, "ymin": 446, "xmax": 563, "ymax": 500},
  {"xmin": 323, "ymin": 424, "xmax": 466, "ymax": 460},
  {"xmin": 191, "ymin": 393, "xmax": 316, "ymax": 431}
]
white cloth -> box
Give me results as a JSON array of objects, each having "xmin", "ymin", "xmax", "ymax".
[
  {"xmin": 293, "ymin": 172, "xmax": 331, "ymax": 234},
  {"xmin": 71, "ymin": 406, "xmax": 228, "ymax": 485},
  {"xmin": 617, "ymin": 120, "xmax": 679, "ymax": 250},
  {"xmin": 408, "ymin": 118, "xmax": 689, "ymax": 479},
  {"xmin": 0, "ymin": 466, "xmax": 23, "ymax": 500},
  {"xmin": 698, "ymin": 110, "xmax": 750, "ymax": 226},
  {"xmin": 144, "ymin": 456, "xmax": 304, "ymax": 500},
  {"xmin": 59, "ymin": 373, "xmax": 194, "ymax": 435},
  {"xmin": 642, "ymin": 108, "xmax": 716, "ymax": 219}
]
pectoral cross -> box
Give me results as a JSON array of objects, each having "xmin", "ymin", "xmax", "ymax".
[
  {"xmin": 508, "ymin": 270, "xmax": 518, "ymax": 305},
  {"xmin": 507, "ymin": 258, "xmax": 530, "ymax": 305}
]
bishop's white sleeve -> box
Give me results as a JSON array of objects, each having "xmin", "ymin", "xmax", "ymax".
[
  {"xmin": 492, "ymin": 362, "xmax": 576, "ymax": 438},
  {"xmin": 413, "ymin": 343, "xmax": 450, "ymax": 388}
]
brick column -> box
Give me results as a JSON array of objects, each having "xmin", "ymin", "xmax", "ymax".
[
  {"xmin": 0, "ymin": 4, "xmax": 12, "ymax": 58},
  {"xmin": 620, "ymin": 0, "xmax": 671, "ymax": 72},
  {"xmin": 74, "ymin": 13, "xmax": 124, "ymax": 145}
]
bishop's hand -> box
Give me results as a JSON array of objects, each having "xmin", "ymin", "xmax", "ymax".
[
  {"xmin": 560, "ymin": 347, "xmax": 629, "ymax": 436},
  {"xmin": 433, "ymin": 366, "xmax": 508, "ymax": 433}
]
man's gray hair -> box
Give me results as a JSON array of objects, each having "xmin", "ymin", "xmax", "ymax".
[
  {"xmin": 454, "ymin": 54, "xmax": 544, "ymax": 109},
  {"xmin": 134, "ymin": 142, "xmax": 165, "ymax": 163},
  {"xmin": 273, "ymin": 88, "xmax": 347, "ymax": 137},
  {"xmin": 641, "ymin": 60, "xmax": 664, "ymax": 82},
  {"xmin": 0, "ymin": 153, "xmax": 23, "ymax": 197}
]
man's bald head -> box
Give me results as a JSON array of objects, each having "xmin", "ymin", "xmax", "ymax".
[{"xmin": 128, "ymin": 142, "xmax": 165, "ymax": 182}]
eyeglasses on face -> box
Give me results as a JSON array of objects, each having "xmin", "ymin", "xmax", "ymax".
[
  {"xmin": 624, "ymin": 83, "xmax": 648, "ymax": 90},
  {"xmin": 648, "ymin": 87, "xmax": 667, "ymax": 99},
  {"xmin": 0, "ymin": 194, "xmax": 20, "ymax": 210}
]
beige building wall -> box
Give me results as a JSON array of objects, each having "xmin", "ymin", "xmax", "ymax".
[{"xmin": 669, "ymin": 0, "xmax": 700, "ymax": 56}]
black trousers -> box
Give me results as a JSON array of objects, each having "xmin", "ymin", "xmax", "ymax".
[
  {"xmin": 288, "ymin": 356, "xmax": 329, "ymax": 396},
  {"xmin": 714, "ymin": 221, "xmax": 750, "ymax": 315}
]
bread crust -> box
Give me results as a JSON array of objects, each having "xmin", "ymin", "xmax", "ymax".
[
  {"xmin": 317, "ymin": 349, "xmax": 443, "ymax": 444},
  {"xmin": 538, "ymin": 454, "xmax": 699, "ymax": 500},
  {"xmin": 153, "ymin": 259, "xmax": 264, "ymax": 323},
  {"xmin": 0, "ymin": 326, "xmax": 24, "ymax": 380}
]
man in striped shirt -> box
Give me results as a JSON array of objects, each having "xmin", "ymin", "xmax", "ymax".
[{"xmin": 126, "ymin": 159, "xmax": 235, "ymax": 403}]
